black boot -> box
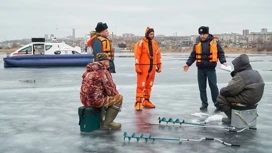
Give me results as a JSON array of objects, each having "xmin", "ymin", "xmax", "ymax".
[
  {"xmin": 200, "ymin": 105, "xmax": 208, "ymax": 112},
  {"xmin": 222, "ymin": 109, "xmax": 231, "ymax": 124}
]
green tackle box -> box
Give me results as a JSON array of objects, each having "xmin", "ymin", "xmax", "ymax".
[{"xmin": 78, "ymin": 106, "xmax": 101, "ymax": 133}]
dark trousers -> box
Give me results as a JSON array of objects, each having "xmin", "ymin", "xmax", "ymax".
[
  {"xmin": 109, "ymin": 60, "xmax": 116, "ymax": 73},
  {"xmin": 197, "ymin": 68, "xmax": 219, "ymax": 107}
]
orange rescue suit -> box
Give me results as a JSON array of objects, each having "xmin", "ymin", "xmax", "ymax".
[
  {"xmin": 195, "ymin": 37, "xmax": 218, "ymax": 63},
  {"xmin": 134, "ymin": 37, "xmax": 162, "ymax": 103}
]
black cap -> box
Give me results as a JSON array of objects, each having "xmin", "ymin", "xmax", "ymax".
[
  {"xmin": 95, "ymin": 22, "xmax": 108, "ymax": 33},
  {"xmin": 198, "ymin": 26, "xmax": 209, "ymax": 34}
]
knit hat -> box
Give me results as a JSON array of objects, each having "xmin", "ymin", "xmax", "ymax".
[
  {"xmin": 96, "ymin": 53, "xmax": 109, "ymax": 61},
  {"xmin": 198, "ymin": 26, "xmax": 209, "ymax": 34},
  {"xmin": 145, "ymin": 27, "xmax": 154, "ymax": 37},
  {"xmin": 95, "ymin": 22, "xmax": 108, "ymax": 33}
]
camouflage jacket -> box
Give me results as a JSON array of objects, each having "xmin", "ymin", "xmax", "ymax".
[{"xmin": 80, "ymin": 61, "xmax": 118, "ymax": 107}]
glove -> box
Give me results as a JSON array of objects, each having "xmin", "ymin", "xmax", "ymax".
[
  {"xmin": 135, "ymin": 65, "xmax": 142, "ymax": 74},
  {"xmin": 156, "ymin": 64, "xmax": 162, "ymax": 73}
]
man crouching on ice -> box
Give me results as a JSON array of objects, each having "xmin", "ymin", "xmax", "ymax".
[{"xmin": 80, "ymin": 53, "xmax": 123, "ymax": 130}]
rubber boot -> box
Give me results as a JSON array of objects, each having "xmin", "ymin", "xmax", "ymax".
[
  {"xmin": 222, "ymin": 109, "xmax": 231, "ymax": 124},
  {"xmin": 102, "ymin": 104, "xmax": 121, "ymax": 130},
  {"xmin": 134, "ymin": 101, "xmax": 143, "ymax": 111},
  {"xmin": 142, "ymin": 99, "xmax": 155, "ymax": 108},
  {"xmin": 100, "ymin": 107, "xmax": 106, "ymax": 127}
]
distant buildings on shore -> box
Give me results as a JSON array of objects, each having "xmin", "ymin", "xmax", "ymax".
[
  {"xmin": 1, "ymin": 28, "xmax": 271, "ymax": 51},
  {"xmin": 214, "ymin": 28, "xmax": 272, "ymax": 48},
  {"xmin": 109, "ymin": 28, "xmax": 272, "ymax": 50}
]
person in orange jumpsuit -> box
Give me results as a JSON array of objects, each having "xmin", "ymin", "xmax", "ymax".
[{"xmin": 134, "ymin": 27, "xmax": 162, "ymax": 111}]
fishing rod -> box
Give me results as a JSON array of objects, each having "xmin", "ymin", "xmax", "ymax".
[{"xmin": 123, "ymin": 132, "xmax": 240, "ymax": 147}]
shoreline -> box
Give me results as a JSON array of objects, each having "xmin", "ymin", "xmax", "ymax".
[{"xmin": 0, "ymin": 48, "xmax": 271, "ymax": 54}]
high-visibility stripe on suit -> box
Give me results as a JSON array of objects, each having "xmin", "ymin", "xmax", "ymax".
[{"xmin": 134, "ymin": 27, "xmax": 162, "ymax": 110}]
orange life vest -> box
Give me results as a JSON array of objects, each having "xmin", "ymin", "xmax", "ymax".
[
  {"xmin": 96, "ymin": 36, "xmax": 113, "ymax": 60},
  {"xmin": 195, "ymin": 37, "xmax": 218, "ymax": 63},
  {"xmin": 87, "ymin": 35, "xmax": 114, "ymax": 60}
]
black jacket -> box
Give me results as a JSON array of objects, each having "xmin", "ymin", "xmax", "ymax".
[{"xmin": 186, "ymin": 34, "xmax": 226, "ymax": 69}]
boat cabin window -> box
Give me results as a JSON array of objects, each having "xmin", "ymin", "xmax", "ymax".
[
  {"xmin": 19, "ymin": 46, "xmax": 32, "ymax": 54},
  {"xmin": 33, "ymin": 44, "xmax": 45, "ymax": 54},
  {"xmin": 45, "ymin": 45, "xmax": 52, "ymax": 51}
]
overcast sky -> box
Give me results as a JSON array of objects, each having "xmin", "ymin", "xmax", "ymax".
[{"xmin": 0, "ymin": 0, "xmax": 271, "ymax": 40}]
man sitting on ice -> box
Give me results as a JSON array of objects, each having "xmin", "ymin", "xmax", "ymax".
[
  {"xmin": 215, "ymin": 54, "xmax": 265, "ymax": 124},
  {"xmin": 80, "ymin": 53, "xmax": 123, "ymax": 129}
]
